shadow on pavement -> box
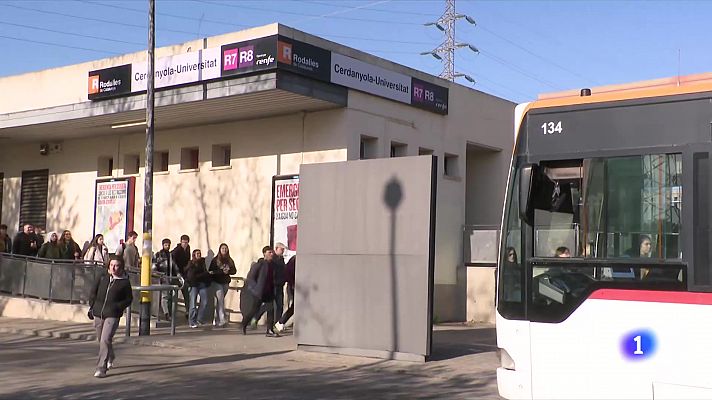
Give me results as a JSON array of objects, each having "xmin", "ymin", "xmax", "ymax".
[{"xmin": 429, "ymin": 326, "xmax": 497, "ymax": 362}]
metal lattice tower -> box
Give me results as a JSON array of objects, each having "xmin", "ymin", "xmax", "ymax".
[{"xmin": 421, "ymin": 0, "xmax": 478, "ymax": 83}]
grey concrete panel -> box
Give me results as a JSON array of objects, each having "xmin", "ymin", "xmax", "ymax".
[{"xmin": 296, "ymin": 156, "xmax": 435, "ymax": 360}]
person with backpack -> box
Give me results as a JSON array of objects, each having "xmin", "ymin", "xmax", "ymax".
[
  {"xmin": 83, "ymin": 234, "xmax": 109, "ymax": 266},
  {"xmin": 116, "ymin": 231, "xmax": 140, "ymax": 271}
]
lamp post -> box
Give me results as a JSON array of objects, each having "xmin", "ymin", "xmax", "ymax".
[{"xmin": 139, "ymin": 0, "xmax": 155, "ymax": 336}]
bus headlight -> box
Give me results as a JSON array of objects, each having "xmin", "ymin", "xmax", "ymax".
[{"xmin": 498, "ymin": 348, "xmax": 515, "ymax": 370}]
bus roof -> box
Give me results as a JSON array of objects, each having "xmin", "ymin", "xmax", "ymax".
[{"xmin": 529, "ymin": 72, "xmax": 712, "ymax": 110}]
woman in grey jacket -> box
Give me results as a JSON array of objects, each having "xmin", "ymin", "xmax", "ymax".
[{"xmin": 88, "ymin": 255, "xmax": 132, "ymax": 378}]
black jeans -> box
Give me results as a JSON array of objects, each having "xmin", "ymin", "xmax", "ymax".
[
  {"xmin": 274, "ymin": 283, "xmax": 285, "ymax": 323},
  {"xmin": 279, "ymin": 284, "xmax": 294, "ymax": 325}
]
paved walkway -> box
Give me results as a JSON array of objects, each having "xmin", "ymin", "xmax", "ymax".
[{"xmin": 0, "ymin": 317, "xmax": 502, "ymax": 399}]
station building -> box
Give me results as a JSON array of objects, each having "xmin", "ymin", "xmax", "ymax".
[{"xmin": 0, "ymin": 24, "xmax": 514, "ymax": 322}]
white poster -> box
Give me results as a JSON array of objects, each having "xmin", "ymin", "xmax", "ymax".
[
  {"xmin": 272, "ymin": 176, "xmax": 299, "ymax": 261},
  {"xmin": 331, "ymin": 52, "xmax": 412, "ymax": 104},
  {"xmin": 94, "ymin": 180, "xmax": 130, "ymax": 253},
  {"xmin": 131, "ymin": 47, "xmax": 221, "ymax": 92}
]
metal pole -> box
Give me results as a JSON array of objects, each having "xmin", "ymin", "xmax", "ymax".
[
  {"xmin": 171, "ymin": 287, "xmax": 177, "ymax": 335},
  {"xmin": 139, "ymin": 0, "xmax": 155, "ymax": 336}
]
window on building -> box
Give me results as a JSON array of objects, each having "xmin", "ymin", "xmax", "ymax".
[
  {"xmin": 444, "ymin": 153, "xmax": 459, "ymax": 177},
  {"xmin": 212, "ymin": 144, "xmax": 231, "ymax": 168},
  {"xmin": 155, "ymin": 151, "xmax": 169, "ymax": 172},
  {"xmin": 97, "ymin": 156, "xmax": 113, "ymax": 177},
  {"xmin": 19, "ymin": 169, "xmax": 48, "ymax": 231},
  {"xmin": 124, "ymin": 154, "xmax": 140, "ymax": 175},
  {"xmin": 360, "ymin": 136, "xmax": 378, "ymax": 160},
  {"xmin": 419, "ymin": 147, "xmax": 434, "ymax": 156},
  {"xmin": 181, "ymin": 147, "xmax": 199, "ymax": 170},
  {"xmin": 390, "ymin": 142, "xmax": 407, "ymax": 158}
]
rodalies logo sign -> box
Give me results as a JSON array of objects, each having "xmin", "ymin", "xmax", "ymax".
[{"xmin": 88, "ymin": 65, "xmax": 132, "ymax": 100}]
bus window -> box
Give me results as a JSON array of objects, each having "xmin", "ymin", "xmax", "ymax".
[
  {"xmin": 498, "ymin": 161, "xmax": 525, "ymax": 319},
  {"xmin": 532, "ymin": 154, "xmax": 682, "ymax": 261}
]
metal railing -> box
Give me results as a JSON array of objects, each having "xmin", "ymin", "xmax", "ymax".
[
  {"xmin": 126, "ymin": 284, "xmax": 180, "ymax": 336},
  {"xmin": 0, "ymin": 253, "xmax": 183, "ymax": 317},
  {"xmin": 0, "ymin": 253, "xmax": 105, "ymax": 303}
]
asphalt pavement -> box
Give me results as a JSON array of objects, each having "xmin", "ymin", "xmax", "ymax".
[{"xmin": 0, "ymin": 317, "xmax": 502, "ymax": 399}]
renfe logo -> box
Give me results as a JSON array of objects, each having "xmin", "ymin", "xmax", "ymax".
[
  {"xmin": 88, "ymin": 75, "xmax": 100, "ymax": 94},
  {"xmin": 412, "ymin": 83, "xmax": 434, "ymax": 103},
  {"xmin": 223, "ymin": 46, "xmax": 255, "ymax": 70},
  {"xmin": 278, "ymin": 41, "xmax": 292, "ymax": 65}
]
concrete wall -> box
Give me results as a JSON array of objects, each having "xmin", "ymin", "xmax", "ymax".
[
  {"xmin": 297, "ymin": 156, "xmax": 435, "ymax": 361},
  {"xmin": 343, "ymin": 87, "xmax": 514, "ymax": 322},
  {"xmin": 0, "ymin": 110, "xmax": 348, "ymax": 314}
]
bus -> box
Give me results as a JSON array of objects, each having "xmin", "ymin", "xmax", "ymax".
[{"xmin": 496, "ymin": 74, "xmax": 712, "ymax": 400}]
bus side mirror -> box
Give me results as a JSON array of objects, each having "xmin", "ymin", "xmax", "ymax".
[{"xmin": 519, "ymin": 164, "xmax": 536, "ymax": 225}]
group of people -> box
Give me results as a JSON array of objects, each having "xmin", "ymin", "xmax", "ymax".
[
  {"xmin": 83, "ymin": 239, "xmax": 297, "ymax": 378},
  {"xmin": 0, "ymin": 224, "xmax": 83, "ymax": 260}
]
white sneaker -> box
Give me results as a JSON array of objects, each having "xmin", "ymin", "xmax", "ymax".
[
  {"xmin": 107, "ymin": 361, "xmax": 114, "ymax": 370},
  {"xmin": 94, "ymin": 370, "xmax": 107, "ymax": 378},
  {"xmin": 274, "ymin": 322, "xmax": 284, "ymax": 333}
]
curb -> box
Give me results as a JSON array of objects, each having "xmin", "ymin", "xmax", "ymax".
[{"xmin": 0, "ymin": 326, "xmax": 184, "ymax": 350}]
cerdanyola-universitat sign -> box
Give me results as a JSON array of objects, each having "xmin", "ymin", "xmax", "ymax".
[{"xmin": 88, "ymin": 34, "xmax": 449, "ymax": 115}]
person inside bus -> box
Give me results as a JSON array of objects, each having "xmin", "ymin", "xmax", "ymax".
[
  {"xmin": 502, "ymin": 247, "xmax": 521, "ymax": 301},
  {"xmin": 555, "ymin": 246, "xmax": 571, "ymax": 258}
]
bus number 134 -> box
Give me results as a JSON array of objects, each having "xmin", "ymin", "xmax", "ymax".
[{"xmin": 541, "ymin": 121, "xmax": 563, "ymax": 135}]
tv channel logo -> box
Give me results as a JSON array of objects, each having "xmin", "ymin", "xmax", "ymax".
[
  {"xmin": 223, "ymin": 45, "xmax": 255, "ymax": 71},
  {"xmin": 278, "ymin": 41, "xmax": 293, "ymax": 65}
]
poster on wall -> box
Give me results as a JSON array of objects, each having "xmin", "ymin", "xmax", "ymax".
[
  {"xmin": 270, "ymin": 175, "xmax": 299, "ymax": 262},
  {"xmin": 93, "ymin": 178, "xmax": 136, "ymax": 254}
]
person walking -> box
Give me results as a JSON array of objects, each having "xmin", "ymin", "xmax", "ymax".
[
  {"xmin": 171, "ymin": 234, "xmax": 192, "ymax": 317},
  {"xmin": 84, "ymin": 234, "xmax": 109, "ymax": 266},
  {"xmin": 208, "ymin": 243, "xmax": 236, "ymax": 328},
  {"xmin": 38, "ymin": 232, "xmax": 62, "ymax": 259},
  {"xmin": 153, "ymin": 238, "xmax": 181, "ymax": 320},
  {"xmin": 88, "ymin": 255, "xmax": 132, "ymax": 378},
  {"xmin": 0, "ymin": 224, "xmax": 12, "ymax": 254},
  {"xmin": 274, "ymin": 255, "xmax": 295, "ymax": 333},
  {"xmin": 240, "ymin": 246, "xmax": 277, "ymax": 336},
  {"xmin": 272, "ymin": 242, "xmax": 287, "ymax": 326},
  {"xmin": 185, "ymin": 249, "xmax": 211, "ymax": 328},
  {"xmin": 59, "ymin": 230, "xmax": 81, "ymax": 260},
  {"xmin": 116, "ymin": 231, "xmax": 140, "ymax": 271}
]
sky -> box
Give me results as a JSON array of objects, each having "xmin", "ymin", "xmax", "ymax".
[{"xmin": 0, "ymin": 0, "xmax": 711, "ymax": 103}]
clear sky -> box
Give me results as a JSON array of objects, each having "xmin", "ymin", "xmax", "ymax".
[{"xmin": 1, "ymin": 0, "xmax": 710, "ymax": 103}]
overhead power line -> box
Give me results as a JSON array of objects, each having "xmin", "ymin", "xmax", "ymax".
[
  {"xmin": 193, "ymin": 0, "xmax": 423, "ymax": 25},
  {"xmin": 304, "ymin": 0, "xmax": 436, "ymax": 17},
  {"xmin": 0, "ymin": 19, "xmax": 144, "ymax": 46},
  {"xmin": 477, "ymin": 23, "xmax": 599, "ymax": 85},
  {"xmin": 0, "ymin": 33, "xmax": 120, "ymax": 55},
  {"xmin": 1, "ymin": 3, "xmax": 198, "ymax": 37},
  {"xmin": 77, "ymin": 0, "xmax": 250, "ymax": 29}
]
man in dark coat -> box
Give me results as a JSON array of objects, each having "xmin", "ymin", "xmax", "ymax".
[
  {"xmin": 240, "ymin": 245, "xmax": 275, "ymax": 336},
  {"xmin": 13, "ymin": 224, "xmax": 39, "ymax": 256},
  {"xmin": 171, "ymin": 234, "xmax": 191, "ymax": 316}
]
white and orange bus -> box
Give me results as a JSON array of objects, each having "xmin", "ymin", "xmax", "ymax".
[{"xmin": 497, "ymin": 74, "xmax": 712, "ymax": 399}]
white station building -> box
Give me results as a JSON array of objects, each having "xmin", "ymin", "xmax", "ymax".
[{"xmin": 0, "ymin": 23, "xmax": 514, "ymax": 322}]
